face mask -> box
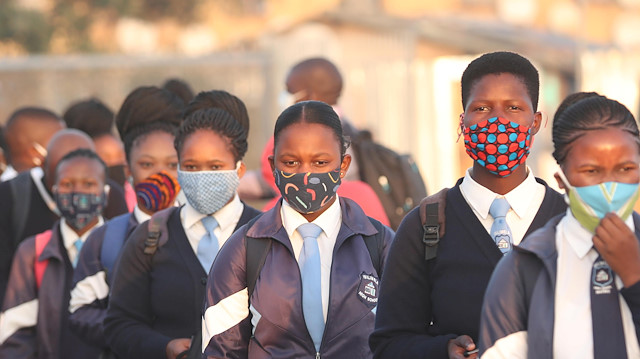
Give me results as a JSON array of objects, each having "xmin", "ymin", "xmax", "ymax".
[
  {"xmin": 274, "ymin": 167, "xmax": 341, "ymax": 214},
  {"xmin": 557, "ymin": 170, "xmax": 640, "ymax": 233},
  {"xmin": 55, "ymin": 191, "xmax": 106, "ymax": 230},
  {"xmin": 464, "ymin": 117, "xmax": 532, "ymax": 177},
  {"xmin": 177, "ymin": 165, "xmax": 240, "ymax": 215},
  {"xmin": 135, "ymin": 171, "xmax": 180, "ymax": 212},
  {"xmin": 107, "ymin": 164, "xmax": 127, "ymax": 187}
]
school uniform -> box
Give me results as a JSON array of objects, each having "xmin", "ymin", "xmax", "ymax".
[
  {"xmin": 68, "ymin": 206, "xmax": 150, "ymax": 348},
  {"xmin": 202, "ymin": 196, "xmax": 395, "ymax": 358},
  {"xmin": 369, "ymin": 170, "xmax": 567, "ymax": 359},
  {"xmin": 0, "ymin": 218, "xmax": 104, "ymax": 359},
  {"xmin": 104, "ymin": 196, "xmax": 260, "ymax": 359},
  {"xmin": 479, "ymin": 211, "xmax": 640, "ymax": 358},
  {"xmin": 0, "ymin": 168, "xmax": 128, "ymax": 303}
]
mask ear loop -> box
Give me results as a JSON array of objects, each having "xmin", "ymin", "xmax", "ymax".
[{"xmin": 456, "ymin": 114, "xmax": 464, "ymax": 143}]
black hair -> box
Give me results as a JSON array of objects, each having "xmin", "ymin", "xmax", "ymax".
[
  {"xmin": 115, "ymin": 86, "xmax": 184, "ymax": 138},
  {"xmin": 174, "ymin": 108, "xmax": 248, "ymax": 162},
  {"xmin": 6, "ymin": 106, "xmax": 61, "ymax": 128},
  {"xmin": 62, "ymin": 98, "xmax": 115, "ymax": 138},
  {"xmin": 122, "ymin": 121, "xmax": 178, "ymax": 163},
  {"xmin": 461, "ymin": 51, "xmax": 540, "ymax": 111},
  {"xmin": 162, "ymin": 78, "xmax": 195, "ymax": 104},
  {"xmin": 552, "ymin": 91, "xmax": 601, "ymax": 125},
  {"xmin": 273, "ymin": 100, "xmax": 347, "ymax": 157},
  {"xmin": 55, "ymin": 148, "xmax": 107, "ymax": 176},
  {"xmin": 552, "ymin": 95, "xmax": 640, "ymax": 164},
  {"xmin": 183, "ymin": 90, "xmax": 250, "ymax": 134}
]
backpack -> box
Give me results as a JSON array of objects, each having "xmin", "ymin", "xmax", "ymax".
[
  {"xmin": 34, "ymin": 230, "xmax": 53, "ymax": 290},
  {"xmin": 417, "ymin": 187, "xmax": 448, "ymax": 261},
  {"xmin": 350, "ymin": 130, "xmax": 427, "ymax": 230},
  {"xmin": 99, "ymin": 213, "xmax": 131, "ymax": 283}
]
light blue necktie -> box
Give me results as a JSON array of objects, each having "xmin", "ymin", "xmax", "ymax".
[
  {"xmin": 489, "ymin": 197, "xmax": 513, "ymax": 255},
  {"xmin": 297, "ymin": 223, "xmax": 324, "ymax": 352},
  {"xmin": 198, "ymin": 216, "xmax": 219, "ymax": 273},
  {"xmin": 72, "ymin": 239, "xmax": 83, "ymax": 268}
]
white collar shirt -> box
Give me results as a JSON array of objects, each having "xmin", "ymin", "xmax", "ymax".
[
  {"xmin": 180, "ymin": 194, "xmax": 244, "ymax": 270},
  {"xmin": 459, "ymin": 167, "xmax": 545, "ymax": 245},
  {"xmin": 133, "ymin": 205, "xmax": 152, "ymax": 224},
  {"xmin": 280, "ymin": 196, "xmax": 342, "ymax": 322},
  {"xmin": 553, "ymin": 209, "xmax": 640, "ymax": 358},
  {"xmin": 60, "ymin": 217, "xmax": 104, "ymax": 265}
]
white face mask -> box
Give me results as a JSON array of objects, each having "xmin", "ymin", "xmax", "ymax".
[{"xmin": 177, "ymin": 162, "xmax": 241, "ymax": 215}]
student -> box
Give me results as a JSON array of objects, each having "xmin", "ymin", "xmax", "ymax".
[
  {"xmin": 369, "ymin": 51, "xmax": 568, "ymax": 359},
  {"xmin": 202, "ymin": 100, "xmax": 394, "ymax": 358},
  {"xmin": 104, "ymin": 108, "xmax": 261, "ymax": 359},
  {"xmin": 0, "ymin": 129, "xmax": 128, "ymax": 304},
  {"xmin": 0, "ymin": 149, "xmax": 108, "ymax": 358},
  {"xmin": 479, "ymin": 95, "xmax": 640, "ymax": 358},
  {"xmin": 68, "ymin": 120, "xmax": 180, "ymax": 352}
]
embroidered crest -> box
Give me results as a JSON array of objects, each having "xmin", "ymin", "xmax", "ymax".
[
  {"xmin": 495, "ymin": 234, "xmax": 511, "ymax": 251},
  {"xmin": 357, "ymin": 272, "xmax": 379, "ymax": 306},
  {"xmin": 592, "ymin": 260, "xmax": 614, "ymax": 295}
]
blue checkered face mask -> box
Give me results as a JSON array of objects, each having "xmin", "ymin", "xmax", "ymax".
[{"xmin": 177, "ymin": 162, "xmax": 241, "ymax": 215}]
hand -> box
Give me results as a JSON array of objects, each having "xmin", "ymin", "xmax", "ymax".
[
  {"xmin": 593, "ymin": 212, "xmax": 640, "ymax": 287},
  {"xmin": 448, "ymin": 335, "xmax": 477, "ymax": 359},
  {"xmin": 166, "ymin": 338, "xmax": 191, "ymax": 359}
]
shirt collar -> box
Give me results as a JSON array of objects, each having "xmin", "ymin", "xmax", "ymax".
[
  {"xmin": 60, "ymin": 216, "xmax": 104, "ymax": 252},
  {"xmin": 281, "ymin": 195, "xmax": 342, "ymax": 240},
  {"xmin": 133, "ymin": 205, "xmax": 152, "ymax": 224},
  {"xmin": 182, "ymin": 194, "xmax": 243, "ymax": 231},
  {"xmin": 562, "ymin": 208, "xmax": 636, "ymax": 259},
  {"xmin": 460, "ymin": 166, "xmax": 539, "ymax": 220}
]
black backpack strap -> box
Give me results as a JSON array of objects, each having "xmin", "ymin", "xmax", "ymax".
[
  {"xmin": 10, "ymin": 171, "xmax": 32, "ymax": 246},
  {"xmin": 421, "ymin": 202, "xmax": 440, "ymax": 260},
  {"xmin": 244, "ymin": 215, "xmax": 270, "ymax": 299},
  {"xmin": 363, "ymin": 217, "xmax": 386, "ymax": 276},
  {"xmin": 144, "ymin": 207, "xmax": 174, "ymax": 255}
]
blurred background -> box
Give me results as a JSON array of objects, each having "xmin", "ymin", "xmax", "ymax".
[{"xmin": 1, "ymin": 0, "xmax": 640, "ymax": 193}]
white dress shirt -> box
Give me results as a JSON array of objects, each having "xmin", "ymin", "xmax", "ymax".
[
  {"xmin": 133, "ymin": 205, "xmax": 152, "ymax": 224},
  {"xmin": 553, "ymin": 209, "xmax": 640, "ymax": 358},
  {"xmin": 180, "ymin": 194, "xmax": 244, "ymax": 270},
  {"xmin": 60, "ymin": 217, "xmax": 104, "ymax": 265},
  {"xmin": 280, "ymin": 195, "xmax": 342, "ymax": 322},
  {"xmin": 0, "ymin": 165, "xmax": 17, "ymax": 182},
  {"xmin": 459, "ymin": 167, "xmax": 545, "ymax": 246}
]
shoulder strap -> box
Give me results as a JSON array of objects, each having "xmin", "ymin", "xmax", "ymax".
[
  {"xmin": 34, "ymin": 230, "xmax": 53, "ymax": 290},
  {"xmin": 144, "ymin": 207, "xmax": 174, "ymax": 255},
  {"xmin": 245, "ymin": 215, "xmax": 269, "ymax": 299},
  {"xmin": 11, "ymin": 171, "xmax": 32, "ymax": 246},
  {"xmin": 420, "ymin": 202, "xmax": 440, "ymax": 261},
  {"xmin": 363, "ymin": 217, "xmax": 386, "ymax": 276},
  {"xmin": 101, "ymin": 214, "xmax": 131, "ymax": 281}
]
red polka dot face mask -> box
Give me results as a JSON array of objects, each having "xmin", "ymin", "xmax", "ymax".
[{"xmin": 463, "ymin": 117, "xmax": 533, "ymax": 177}]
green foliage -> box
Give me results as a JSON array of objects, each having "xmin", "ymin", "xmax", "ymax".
[{"xmin": 0, "ymin": 2, "xmax": 53, "ymax": 53}]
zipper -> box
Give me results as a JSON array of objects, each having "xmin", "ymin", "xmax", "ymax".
[{"xmin": 316, "ymin": 352, "xmax": 321, "ymax": 359}]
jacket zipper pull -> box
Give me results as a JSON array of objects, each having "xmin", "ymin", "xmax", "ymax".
[{"xmin": 316, "ymin": 352, "xmax": 320, "ymax": 359}]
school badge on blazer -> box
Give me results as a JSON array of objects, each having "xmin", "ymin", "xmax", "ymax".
[
  {"xmin": 357, "ymin": 272, "xmax": 379, "ymax": 307},
  {"xmin": 592, "ymin": 259, "xmax": 614, "ymax": 295}
]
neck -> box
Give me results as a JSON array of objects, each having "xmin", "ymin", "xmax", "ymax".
[
  {"xmin": 470, "ymin": 162, "xmax": 528, "ymax": 195},
  {"xmin": 301, "ymin": 195, "xmax": 336, "ymax": 222}
]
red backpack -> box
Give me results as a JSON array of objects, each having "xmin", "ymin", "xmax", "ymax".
[{"xmin": 34, "ymin": 230, "xmax": 52, "ymax": 289}]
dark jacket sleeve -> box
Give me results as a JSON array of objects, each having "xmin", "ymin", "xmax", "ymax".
[
  {"xmin": 621, "ymin": 281, "xmax": 640, "ymax": 347},
  {"xmin": 478, "ymin": 251, "xmax": 532, "ymax": 358},
  {"xmin": 0, "ymin": 180, "xmax": 15, "ymax": 304},
  {"xmin": 0, "ymin": 237, "xmax": 38, "ymax": 359},
  {"xmin": 369, "ymin": 208, "xmax": 456, "ymax": 359},
  {"xmin": 104, "ymin": 223, "xmax": 171, "ymax": 359},
  {"xmin": 202, "ymin": 226, "xmax": 252, "ymax": 359},
  {"xmin": 68, "ymin": 225, "xmax": 110, "ymax": 348}
]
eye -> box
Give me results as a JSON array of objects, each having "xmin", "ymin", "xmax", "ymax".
[
  {"xmin": 282, "ymin": 160, "xmax": 299, "ymax": 167},
  {"xmin": 139, "ymin": 161, "xmax": 153, "ymax": 169},
  {"xmin": 183, "ymin": 164, "xmax": 198, "ymax": 171},
  {"xmin": 168, "ymin": 162, "xmax": 178, "ymax": 170},
  {"xmin": 314, "ymin": 160, "xmax": 330, "ymax": 166},
  {"xmin": 474, "ymin": 106, "xmax": 489, "ymax": 112},
  {"xmin": 210, "ymin": 164, "xmax": 223, "ymax": 170},
  {"xmin": 508, "ymin": 105, "xmax": 522, "ymax": 111}
]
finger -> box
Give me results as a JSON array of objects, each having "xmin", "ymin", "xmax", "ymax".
[{"xmin": 456, "ymin": 335, "xmax": 476, "ymax": 350}]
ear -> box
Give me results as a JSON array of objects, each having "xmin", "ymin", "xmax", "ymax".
[
  {"xmin": 530, "ymin": 111, "xmax": 543, "ymax": 135},
  {"xmin": 268, "ymin": 155, "xmax": 275, "ymax": 173},
  {"xmin": 554, "ymin": 172, "xmax": 566, "ymax": 191},
  {"xmin": 340, "ymin": 154, "xmax": 352, "ymax": 178},
  {"xmin": 237, "ymin": 161, "xmax": 247, "ymax": 179}
]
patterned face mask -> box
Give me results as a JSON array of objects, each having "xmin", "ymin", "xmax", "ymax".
[
  {"xmin": 177, "ymin": 165, "xmax": 240, "ymax": 215},
  {"xmin": 274, "ymin": 167, "xmax": 341, "ymax": 214},
  {"xmin": 55, "ymin": 191, "xmax": 106, "ymax": 230},
  {"xmin": 557, "ymin": 169, "xmax": 639, "ymax": 233},
  {"xmin": 135, "ymin": 171, "xmax": 180, "ymax": 212},
  {"xmin": 464, "ymin": 117, "xmax": 533, "ymax": 177}
]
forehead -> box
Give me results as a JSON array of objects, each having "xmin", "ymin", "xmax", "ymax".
[
  {"xmin": 56, "ymin": 157, "xmax": 105, "ymax": 180},
  {"xmin": 564, "ymin": 128, "xmax": 640, "ymax": 161},
  {"xmin": 275, "ymin": 122, "xmax": 340, "ymax": 152}
]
